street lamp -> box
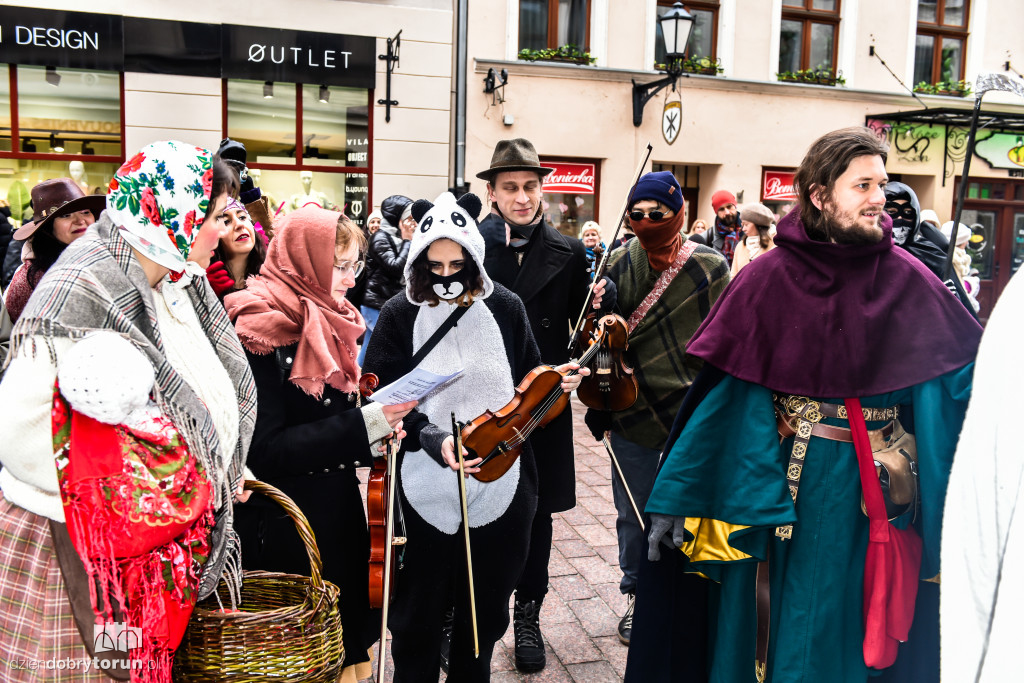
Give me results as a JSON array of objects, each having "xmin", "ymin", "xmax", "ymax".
[{"xmin": 632, "ymin": 2, "xmax": 695, "ymax": 127}]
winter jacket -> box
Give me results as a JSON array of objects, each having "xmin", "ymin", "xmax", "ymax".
[
  {"xmin": 362, "ymin": 228, "xmax": 410, "ymax": 309},
  {"xmin": 1, "ymin": 239, "xmax": 23, "ymax": 290}
]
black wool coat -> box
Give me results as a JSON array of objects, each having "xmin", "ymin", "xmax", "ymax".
[
  {"xmin": 363, "ymin": 230, "xmax": 410, "ymax": 310},
  {"xmin": 479, "ymin": 213, "xmax": 611, "ymax": 513},
  {"xmin": 232, "ymin": 343, "xmax": 378, "ymax": 666}
]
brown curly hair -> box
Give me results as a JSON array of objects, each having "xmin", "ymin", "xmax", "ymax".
[{"xmin": 406, "ymin": 244, "xmax": 484, "ymax": 308}]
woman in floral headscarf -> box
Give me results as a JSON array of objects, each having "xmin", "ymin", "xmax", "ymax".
[{"xmin": 0, "ymin": 140, "xmax": 256, "ymax": 681}]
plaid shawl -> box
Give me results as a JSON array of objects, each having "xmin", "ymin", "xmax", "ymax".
[
  {"xmin": 605, "ymin": 237, "xmax": 730, "ymax": 449},
  {"xmin": 8, "ymin": 213, "xmax": 256, "ymax": 599}
]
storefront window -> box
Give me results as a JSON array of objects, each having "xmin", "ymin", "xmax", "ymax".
[
  {"xmin": 0, "ymin": 159, "xmax": 118, "ymax": 226},
  {"xmin": 227, "ymin": 79, "xmax": 297, "ymax": 164},
  {"xmin": 226, "ymin": 79, "xmax": 373, "ymax": 227},
  {"xmin": 300, "ymin": 84, "xmax": 369, "ymax": 168},
  {"xmin": 250, "ymin": 168, "xmax": 368, "ymax": 225},
  {"xmin": 540, "ymin": 158, "xmax": 599, "ymax": 239},
  {"xmin": 0, "ymin": 65, "xmax": 10, "ymax": 153},
  {"xmin": 17, "ymin": 66, "xmax": 122, "ymax": 158}
]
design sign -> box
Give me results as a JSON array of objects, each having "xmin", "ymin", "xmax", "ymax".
[{"xmin": 662, "ymin": 101, "xmax": 681, "ymax": 145}]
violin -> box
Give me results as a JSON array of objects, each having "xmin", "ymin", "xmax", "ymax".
[
  {"xmin": 362, "ymin": 373, "xmax": 406, "ymax": 610},
  {"xmin": 574, "ymin": 313, "xmax": 638, "ymax": 412},
  {"xmin": 460, "ymin": 326, "xmax": 610, "ymax": 483}
]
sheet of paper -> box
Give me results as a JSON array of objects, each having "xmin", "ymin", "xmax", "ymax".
[{"xmin": 369, "ymin": 367, "xmax": 464, "ymax": 405}]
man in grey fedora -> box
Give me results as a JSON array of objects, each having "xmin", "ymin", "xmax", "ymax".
[{"xmin": 476, "ymin": 137, "xmax": 616, "ymax": 672}]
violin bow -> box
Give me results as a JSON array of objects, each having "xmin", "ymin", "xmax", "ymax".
[
  {"xmin": 567, "ymin": 143, "xmax": 654, "ymax": 354},
  {"xmin": 601, "ymin": 434, "xmax": 645, "ymax": 531},
  {"xmin": 376, "ymin": 433, "xmax": 404, "ymax": 683},
  {"xmin": 453, "ymin": 412, "xmax": 480, "ymax": 658}
]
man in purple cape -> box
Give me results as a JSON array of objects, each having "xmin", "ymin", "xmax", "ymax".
[{"xmin": 624, "ymin": 127, "xmax": 981, "ymax": 683}]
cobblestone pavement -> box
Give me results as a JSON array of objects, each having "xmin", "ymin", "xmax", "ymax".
[{"xmin": 365, "ymin": 397, "xmax": 629, "ymax": 682}]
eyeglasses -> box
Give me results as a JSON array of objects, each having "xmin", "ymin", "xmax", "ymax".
[
  {"xmin": 628, "ymin": 210, "xmax": 668, "ymax": 222},
  {"xmin": 333, "ymin": 260, "xmax": 365, "ymax": 278}
]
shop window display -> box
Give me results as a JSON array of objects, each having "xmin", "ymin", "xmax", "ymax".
[
  {"xmin": 16, "ymin": 65, "xmax": 122, "ymax": 158},
  {"xmin": 0, "ymin": 160, "xmax": 118, "ymax": 227},
  {"xmin": 250, "ymin": 169, "xmax": 368, "ymax": 228}
]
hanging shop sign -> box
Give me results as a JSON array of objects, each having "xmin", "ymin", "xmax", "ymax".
[
  {"xmin": 543, "ymin": 162, "xmax": 596, "ymax": 195},
  {"xmin": 761, "ymin": 169, "xmax": 798, "ymax": 201},
  {"xmin": 662, "ymin": 100, "xmax": 681, "ymax": 145},
  {"xmin": 221, "ymin": 25, "xmax": 375, "ymax": 89},
  {"xmin": 974, "ymin": 133, "xmax": 1024, "ymax": 170},
  {"xmin": 0, "ymin": 7, "xmax": 123, "ymax": 71}
]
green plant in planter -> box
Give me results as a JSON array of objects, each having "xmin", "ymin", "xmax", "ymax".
[
  {"xmin": 518, "ymin": 44, "xmax": 596, "ymax": 65},
  {"xmin": 913, "ymin": 79, "xmax": 971, "ymax": 97},
  {"xmin": 776, "ymin": 67, "xmax": 845, "ymax": 86},
  {"xmin": 653, "ymin": 56, "xmax": 725, "ymax": 75}
]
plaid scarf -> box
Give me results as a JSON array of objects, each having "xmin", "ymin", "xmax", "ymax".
[
  {"xmin": 9, "ymin": 213, "xmax": 256, "ymax": 599},
  {"xmin": 716, "ymin": 216, "xmax": 740, "ymax": 263},
  {"xmin": 605, "ymin": 237, "xmax": 730, "ymax": 449}
]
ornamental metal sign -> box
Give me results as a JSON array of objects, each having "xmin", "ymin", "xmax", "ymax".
[{"xmin": 662, "ymin": 100, "xmax": 681, "ymax": 145}]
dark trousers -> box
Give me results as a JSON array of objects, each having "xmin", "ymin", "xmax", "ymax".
[
  {"xmin": 608, "ymin": 432, "xmax": 661, "ymax": 595},
  {"xmin": 389, "ymin": 481, "xmax": 535, "ymax": 683},
  {"xmin": 514, "ymin": 510, "xmax": 553, "ymax": 604}
]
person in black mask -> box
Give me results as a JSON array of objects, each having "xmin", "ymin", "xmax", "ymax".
[
  {"xmin": 477, "ymin": 138, "xmax": 615, "ymax": 673},
  {"xmin": 883, "ymin": 182, "xmax": 976, "ymax": 316}
]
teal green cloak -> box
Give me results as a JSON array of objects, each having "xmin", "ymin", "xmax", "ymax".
[{"xmin": 645, "ymin": 366, "xmax": 973, "ymax": 682}]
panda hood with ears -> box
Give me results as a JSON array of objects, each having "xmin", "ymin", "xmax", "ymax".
[{"xmin": 404, "ymin": 191, "xmax": 494, "ymax": 306}]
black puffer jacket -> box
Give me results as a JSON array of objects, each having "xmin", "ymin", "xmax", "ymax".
[
  {"xmin": 363, "ymin": 195, "xmax": 412, "ymax": 310},
  {"xmin": 363, "ymin": 229, "xmax": 410, "ymax": 309}
]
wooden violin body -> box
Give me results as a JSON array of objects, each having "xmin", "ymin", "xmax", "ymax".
[
  {"xmin": 362, "ymin": 373, "xmax": 404, "ymax": 609},
  {"xmin": 575, "ymin": 313, "xmax": 638, "ymax": 412},
  {"xmin": 461, "ymin": 366, "xmax": 571, "ymax": 483}
]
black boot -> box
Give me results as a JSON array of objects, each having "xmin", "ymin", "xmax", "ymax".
[
  {"xmin": 513, "ymin": 599, "xmax": 545, "ymax": 672},
  {"xmin": 440, "ymin": 606, "xmax": 454, "ymax": 674},
  {"xmin": 618, "ymin": 592, "xmax": 635, "ymax": 645}
]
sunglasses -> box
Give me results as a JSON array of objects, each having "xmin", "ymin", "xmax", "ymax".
[{"xmin": 628, "ymin": 210, "xmax": 668, "ymax": 222}]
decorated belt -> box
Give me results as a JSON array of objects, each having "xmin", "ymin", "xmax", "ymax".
[{"xmin": 771, "ymin": 395, "xmax": 900, "ymax": 540}]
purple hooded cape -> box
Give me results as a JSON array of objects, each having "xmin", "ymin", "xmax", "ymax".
[{"xmin": 686, "ymin": 209, "xmax": 982, "ymax": 397}]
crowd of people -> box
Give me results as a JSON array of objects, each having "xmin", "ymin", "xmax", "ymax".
[{"xmin": 0, "ymin": 126, "xmax": 1014, "ymax": 683}]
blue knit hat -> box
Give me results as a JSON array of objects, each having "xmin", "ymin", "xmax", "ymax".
[{"xmin": 631, "ymin": 171, "xmax": 683, "ymax": 213}]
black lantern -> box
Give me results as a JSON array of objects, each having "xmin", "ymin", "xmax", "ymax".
[{"xmin": 632, "ymin": 2, "xmax": 695, "ymax": 127}]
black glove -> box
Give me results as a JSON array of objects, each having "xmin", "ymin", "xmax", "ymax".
[{"xmin": 584, "ymin": 408, "xmax": 612, "ymax": 441}]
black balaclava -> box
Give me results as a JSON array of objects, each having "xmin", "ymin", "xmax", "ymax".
[{"xmin": 883, "ymin": 182, "xmax": 921, "ymax": 246}]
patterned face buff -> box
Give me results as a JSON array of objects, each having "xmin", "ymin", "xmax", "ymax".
[{"xmin": 106, "ymin": 140, "xmax": 214, "ymax": 271}]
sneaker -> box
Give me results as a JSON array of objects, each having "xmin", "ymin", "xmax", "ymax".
[
  {"xmin": 440, "ymin": 606, "xmax": 454, "ymax": 674},
  {"xmin": 618, "ymin": 592, "xmax": 635, "ymax": 645},
  {"xmin": 513, "ymin": 599, "xmax": 546, "ymax": 672}
]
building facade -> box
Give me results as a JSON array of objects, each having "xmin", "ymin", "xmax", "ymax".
[
  {"xmin": 0, "ymin": 0, "xmax": 455, "ymax": 232},
  {"xmin": 465, "ymin": 0, "xmax": 1024, "ymax": 316}
]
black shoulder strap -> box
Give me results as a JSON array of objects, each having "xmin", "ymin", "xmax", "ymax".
[{"xmin": 410, "ymin": 302, "xmax": 472, "ymax": 366}]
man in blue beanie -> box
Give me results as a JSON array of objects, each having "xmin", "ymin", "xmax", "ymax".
[{"xmin": 584, "ymin": 170, "xmax": 730, "ymax": 645}]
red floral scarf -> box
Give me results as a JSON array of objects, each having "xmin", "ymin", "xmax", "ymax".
[{"xmin": 53, "ymin": 385, "xmax": 214, "ymax": 680}]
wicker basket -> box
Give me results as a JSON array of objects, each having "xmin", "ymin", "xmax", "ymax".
[{"xmin": 173, "ymin": 480, "xmax": 345, "ymax": 682}]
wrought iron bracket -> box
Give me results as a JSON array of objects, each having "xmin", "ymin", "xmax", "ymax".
[
  {"xmin": 378, "ymin": 30, "xmax": 402, "ymax": 122},
  {"xmin": 632, "ymin": 69, "xmax": 686, "ymax": 127}
]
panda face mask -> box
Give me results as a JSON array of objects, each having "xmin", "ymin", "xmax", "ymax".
[{"xmin": 429, "ymin": 269, "xmax": 466, "ymax": 300}]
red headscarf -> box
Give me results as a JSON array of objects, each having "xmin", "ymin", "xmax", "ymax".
[{"xmin": 225, "ymin": 206, "xmax": 364, "ymax": 397}]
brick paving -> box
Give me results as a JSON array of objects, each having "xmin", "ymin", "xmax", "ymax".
[{"xmin": 366, "ymin": 398, "xmax": 628, "ymax": 682}]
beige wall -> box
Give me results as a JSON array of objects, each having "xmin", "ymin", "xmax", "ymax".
[
  {"xmin": 468, "ymin": 0, "xmax": 1024, "ymax": 238},
  {"xmin": 12, "ymin": 0, "xmax": 455, "ymax": 210}
]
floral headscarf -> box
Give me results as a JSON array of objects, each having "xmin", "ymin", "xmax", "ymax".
[{"xmin": 106, "ymin": 140, "xmax": 214, "ymax": 271}]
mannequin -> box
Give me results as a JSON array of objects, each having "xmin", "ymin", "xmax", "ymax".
[
  {"xmin": 68, "ymin": 161, "xmax": 90, "ymax": 195},
  {"xmin": 288, "ymin": 171, "xmax": 333, "ymax": 212}
]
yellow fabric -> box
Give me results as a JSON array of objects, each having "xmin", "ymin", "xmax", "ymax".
[
  {"xmin": 681, "ymin": 517, "xmax": 754, "ymax": 563},
  {"xmin": 336, "ymin": 648, "xmax": 374, "ymax": 683}
]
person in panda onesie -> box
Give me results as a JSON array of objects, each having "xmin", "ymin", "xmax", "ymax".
[{"xmin": 362, "ymin": 192, "xmax": 588, "ymax": 682}]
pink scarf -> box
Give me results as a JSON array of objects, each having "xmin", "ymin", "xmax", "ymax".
[{"xmin": 225, "ymin": 206, "xmax": 364, "ymax": 397}]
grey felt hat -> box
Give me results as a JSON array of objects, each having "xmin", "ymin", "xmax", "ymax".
[{"xmin": 476, "ymin": 138, "xmax": 556, "ymax": 182}]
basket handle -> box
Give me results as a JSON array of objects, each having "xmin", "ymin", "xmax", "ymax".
[{"xmin": 243, "ymin": 479, "xmax": 326, "ymax": 592}]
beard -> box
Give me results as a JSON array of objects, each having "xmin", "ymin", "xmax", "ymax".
[{"xmin": 807, "ymin": 203, "xmax": 884, "ymax": 245}]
